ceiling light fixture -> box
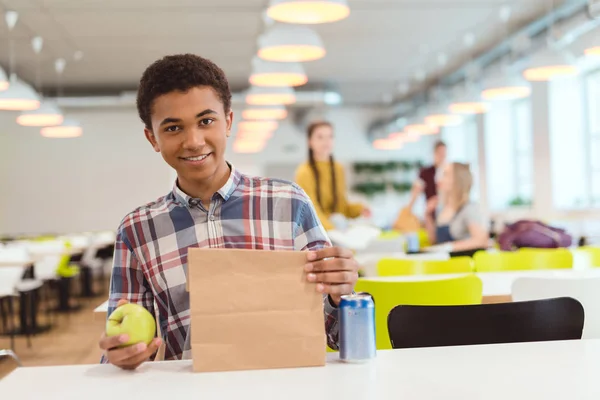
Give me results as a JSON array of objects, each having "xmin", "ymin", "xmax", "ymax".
[
  {"xmin": 17, "ymin": 101, "xmax": 64, "ymax": 126},
  {"xmin": 522, "ymin": 1, "xmax": 578, "ymax": 82},
  {"xmin": 266, "ymin": 0, "xmax": 350, "ymax": 24},
  {"xmin": 40, "ymin": 119, "xmax": 82, "ymax": 138},
  {"xmin": 448, "ymin": 102, "xmax": 489, "ymax": 115},
  {"xmin": 236, "ymin": 131, "xmax": 273, "ymax": 141},
  {"xmin": 373, "ymin": 138, "xmax": 403, "ymax": 150},
  {"xmin": 424, "ymin": 114, "xmax": 463, "ymax": 127},
  {"xmin": 585, "ymin": 46, "xmax": 600, "ymax": 56},
  {"xmin": 404, "ymin": 123, "xmax": 438, "ymax": 135},
  {"xmin": 18, "ymin": 36, "xmax": 64, "ymax": 126},
  {"xmin": 242, "ymin": 106, "xmax": 288, "ymax": 120},
  {"xmin": 233, "ymin": 140, "xmax": 267, "ymax": 154},
  {"xmin": 237, "ymin": 120, "xmax": 279, "ymax": 132},
  {"xmin": 0, "ymin": 76, "xmax": 40, "ymax": 111},
  {"xmin": 246, "ymin": 86, "xmax": 296, "ymax": 105},
  {"xmin": 258, "ymin": 24, "xmax": 326, "ymax": 62},
  {"xmin": 249, "ymin": 58, "xmax": 308, "ymax": 87}
]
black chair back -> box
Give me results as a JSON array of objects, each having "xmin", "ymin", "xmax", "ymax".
[{"xmin": 387, "ymin": 297, "xmax": 584, "ymax": 349}]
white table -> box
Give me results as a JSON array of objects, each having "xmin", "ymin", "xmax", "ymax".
[
  {"xmin": 2, "ymin": 340, "xmax": 600, "ymax": 399},
  {"xmin": 356, "ymin": 248, "xmax": 596, "ymax": 277},
  {"xmin": 0, "ymin": 259, "xmax": 33, "ymax": 268},
  {"xmin": 363, "ymin": 268, "xmax": 600, "ymax": 298},
  {"xmin": 93, "ymin": 300, "xmax": 109, "ymax": 320}
]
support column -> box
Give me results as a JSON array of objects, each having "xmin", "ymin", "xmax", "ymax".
[{"xmin": 530, "ymin": 81, "xmax": 554, "ymax": 219}]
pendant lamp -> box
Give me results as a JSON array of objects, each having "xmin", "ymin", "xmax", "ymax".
[
  {"xmin": 0, "ymin": 76, "xmax": 40, "ymax": 111},
  {"xmin": 266, "ymin": 0, "xmax": 350, "ymax": 24},
  {"xmin": 242, "ymin": 105, "xmax": 288, "ymax": 120},
  {"xmin": 40, "ymin": 119, "xmax": 82, "ymax": 138},
  {"xmin": 17, "ymin": 101, "xmax": 63, "ymax": 126},
  {"xmin": 249, "ymin": 57, "xmax": 307, "ymax": 87},
  {"xmin": 246, "ymin": 86, "xmax": 296, "ymax": 106},
  {"xmin": 237, "ymin": 120, "xmax": 278, "ymax": 132},
  {"xmin": 0, "ymin": 67, "xmax": 9, "ymax": 91},
  {"xmin": 258, "ymin": 24, "xmax": 326, "ymax": 62},
  {"xmin": 522, "ymin": 49, "xmax": 578, "ymax": 81}
]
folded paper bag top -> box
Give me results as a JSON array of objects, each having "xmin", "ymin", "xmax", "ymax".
[{"xmin": 187, "ymin": 247, "xmax": 327, "ymax": 373}]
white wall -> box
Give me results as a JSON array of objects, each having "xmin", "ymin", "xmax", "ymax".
[
  {"xmin": 0, "ymin": 108, "xmax": 172, "ymax": 235},
  {"xmin": 1, "ymin": 105, "xmax": 432, "ymax": 235}
]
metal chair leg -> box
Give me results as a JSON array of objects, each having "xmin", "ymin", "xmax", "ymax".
[{"xmin": 8, "ymin": 296, "xmax": 15, "ymax": 351}]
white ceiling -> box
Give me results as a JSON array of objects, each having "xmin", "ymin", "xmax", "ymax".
[{"xmin": 0, "ymin": 0, "xmax": 563, "ymax": 105}]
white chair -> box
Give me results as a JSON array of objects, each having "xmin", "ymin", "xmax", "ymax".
[{"xmin": 512, "ymin": 277, "xmax": 600, "ymax": 339}]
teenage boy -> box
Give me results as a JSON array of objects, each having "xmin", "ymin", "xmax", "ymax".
[{"xmin": 98, "ymin": 54, "xmax": 359, "ymax": 370}]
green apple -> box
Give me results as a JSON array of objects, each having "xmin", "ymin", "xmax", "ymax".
[{"xmin": 106, "ymin": 303, "xmax": 156, "ymax": 347}]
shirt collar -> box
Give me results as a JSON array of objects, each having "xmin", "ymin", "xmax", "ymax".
[{"xmin": 172, "ymin": 163, "xmax": 241, "ymax": 207}]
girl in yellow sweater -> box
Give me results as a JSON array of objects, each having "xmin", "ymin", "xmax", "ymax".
[{"xmin": 295, "ymin": 121, "xmax": 370, "ymax": 230}]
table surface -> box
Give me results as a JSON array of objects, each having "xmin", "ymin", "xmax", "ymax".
[
  {"xmin": 364, "ymin": 268, "xmax": 600, "ymax": 296},
  {"xmin": 94, "ymin": 300, "xmax": 108, "ymax": 313},
  {"xmin": 0, "ymin": 260, "xmax": 33, "ymax": 268},
  {"xmin": 2, "ymin": 340, "xmax": 599, "ymax": 400}
]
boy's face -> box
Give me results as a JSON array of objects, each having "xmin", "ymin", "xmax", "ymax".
[{"xmin": 144, "ymin": 86, "xmax": 233, "ymax": 186}]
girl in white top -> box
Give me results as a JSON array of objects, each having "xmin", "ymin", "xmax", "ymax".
[{"xmin": 424, "ymin": 162, "xmax": 489, "ymax": 252}]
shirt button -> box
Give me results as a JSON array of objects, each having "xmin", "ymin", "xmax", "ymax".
[{"xmin": 209, "ymin": 215, "xmax": 215, "ymax": 221}]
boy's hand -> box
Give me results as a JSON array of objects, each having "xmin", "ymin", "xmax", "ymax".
[
  {"xmin": 98, "ymin": 300, "xmax": 162, "ymax": 370},
  {"xmin": 305, "ymin": 247, "xmax": 359, "ymax": 306}
]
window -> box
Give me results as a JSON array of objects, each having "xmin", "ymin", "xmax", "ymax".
[
  {"xmin": 440, "ymin": 116, "xmax": 480, "ymax": 201},
  {"xmin": 485, "ymin": 99, "xmax": 533, "ymax": 210},
  {"xmin": 585, "ymin": 69, "xmax": 600, "ymax": 207},
  {"xmin": 512, "ymin": 99, "xmax": 534, "ymax": 205}
]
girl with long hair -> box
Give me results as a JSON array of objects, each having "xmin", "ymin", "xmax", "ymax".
[
  {"xmin": 424, "ymin": 162, "xmax": 488, "ymax": 251},
  {"xmin": 295, "ymin": 121, "xmax": 369, "ymax": 230}
]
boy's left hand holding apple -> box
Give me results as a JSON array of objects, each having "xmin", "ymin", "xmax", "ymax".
[{"xmin": 99, "ymin": 299, "xmax": 162, "ymax": 370}]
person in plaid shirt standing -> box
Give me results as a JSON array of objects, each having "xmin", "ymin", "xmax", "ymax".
[{"xmin": 98, "ymin": 54, "xmax": 360, "ymax": 370}]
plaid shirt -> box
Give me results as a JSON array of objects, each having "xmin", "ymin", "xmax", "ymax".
[{"xmin": 104, "ymin": 164, "xmax": 339, "ymax": 361}]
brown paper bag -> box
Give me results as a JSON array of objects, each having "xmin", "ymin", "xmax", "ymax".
[{"xmin": 187, "ymin": 248, "xmax": 326, "ymax": 373}]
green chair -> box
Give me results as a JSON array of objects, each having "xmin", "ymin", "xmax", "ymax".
[
  {"xmin": 517, "ymin": 248, "xmax": 573, "ymax": 270},
  {"xmin": 377, "ymin": 257, "xmax": 474, "ymax": 276},
  {"xmin": 354, "ymin": 275, "xmax": 483, "ymax": 350},
  {"xmin": 378, "ymin": 230, "xmax": 401, "ymax": 240},
  {"xmin": 473, "ymin": 251, "xmax": 523, "ymax": 272},
  {"xmin": 474, "ymin": 249, "xmax": 573, "ymax": 272}
]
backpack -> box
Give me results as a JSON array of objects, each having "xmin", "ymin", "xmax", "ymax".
[{"xmin": 498, "ymin": 220, "xmax": 573, "ymax": 251}]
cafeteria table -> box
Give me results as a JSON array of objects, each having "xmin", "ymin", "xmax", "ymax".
[{"xmin": 1, "ymin": 339, "xmax": 599, "ymax": 399}]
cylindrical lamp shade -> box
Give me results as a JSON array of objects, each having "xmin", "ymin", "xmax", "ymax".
[
  {"xmin": 267, "ymin": 0, "xmax": 350, "ymax": 24},
  {"xmin": 258, "ymin": 24, "xmax": 326, "ymax": 62}
]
